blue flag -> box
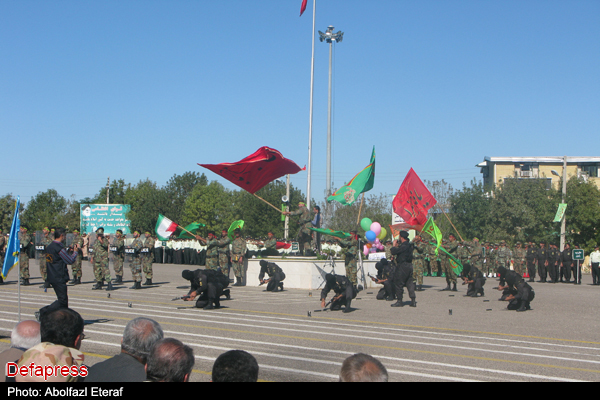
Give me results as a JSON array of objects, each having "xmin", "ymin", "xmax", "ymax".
[{"xmin": 1, "ymin": 197, "xmax": 20, "ymax": 280}]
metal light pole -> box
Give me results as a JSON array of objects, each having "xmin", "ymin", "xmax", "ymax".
[
  {"xmin": 552, "ymin": 156, "xmax": 568, "ymax": 252},
  {"xmin": 306, "ymin": 0, "xmax": 317, "ymax": 210},
  {"xmin": 319, "ymin": 26, "xmax": 344, "ymax": 197}
]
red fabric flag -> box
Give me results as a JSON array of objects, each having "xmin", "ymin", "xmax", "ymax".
[
  {"xmin": 392, "ymin": 168, "xmax": 437, "ymax": 226},
  {"xmin": 198, "ymin": 147, "xmax": 305, "ymax": 194},
  {"xmin": 300, "ymin": 0, "xmax": 308, "ymax": 16}
]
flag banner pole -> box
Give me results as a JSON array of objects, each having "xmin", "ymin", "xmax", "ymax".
[
  {"xmin": 441, "ymin": 208, "xmax": 464, "ymax": 242},
  {"xmin": 356, "ymin": 192, "xmax": 365, "ymax": 225},
  {"xmin": 252, "ymin": 193, "xmax": 285, "ymax": 214}
]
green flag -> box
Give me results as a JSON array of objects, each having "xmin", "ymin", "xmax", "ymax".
[
  {"xmin": 227, "ymin": 220, "xmax": 244, "ymax": 239},
  {"xmin": 553, "ymin": 203, "xmax": 567, "ymax": 222},
  {"xmin": 309, "ymin": 227, "xmax": 351, "ymax": 239},
  {"xmin": 178, "ymin": 222, "xmax": 205, "ymax": 239},
  {"xmin": 327, "ymin": 147, "xmax": 375, "ymax": 205},
  {"xmin": 422, "ymin": 217, "xmax": 442, "ymax": 255},
  {"xmin": 428, "ymin": 241, "xmax": 463, "ymax": 275}
]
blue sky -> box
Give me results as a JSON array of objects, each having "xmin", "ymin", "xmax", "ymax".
[{"xmin": 2, "ymin": 0, "xmax": 599, "ymax": 205}]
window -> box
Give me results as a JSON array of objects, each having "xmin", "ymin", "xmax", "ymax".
[{"xmin": 580, "ymin": 163, "xmax": 599, "ymax": 178}]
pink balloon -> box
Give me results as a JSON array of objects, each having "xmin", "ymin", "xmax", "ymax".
[
  {"xmin": 370, "ymin": 222, "xmax": 381, "ymax": 236},
  {"xmin": 363, "ymin": 244, "xmax": 369, "ymax": 255}
]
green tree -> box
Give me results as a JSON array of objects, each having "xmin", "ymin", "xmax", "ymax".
[
  {"xmin": 21, "ymin": 189, "xmax": 69, "ymax": 231},
  {"xmin": 326, "ymin": 193, "xmax": 392, "ymax": 236},
  {"xmin": 563, "ymin": 176, "xmax": 600, "ymax": 250},
  {"xmin": 124, "ymin": 179, "xmax": 169, "ymax": 233},
  {"xmin": 162, "ymin": 171, "xmax": 208, "ymax": 224},
  {"xmin": 447, "ymin": 179, "xmax": 491, "ymax": 241},
  {"xmin": 0, "ymin": 194, "xmax": 20, "ymax": 232},
  {"xmin": 181, "ymin": 181, "xmax": 234, "ymax": 234}
]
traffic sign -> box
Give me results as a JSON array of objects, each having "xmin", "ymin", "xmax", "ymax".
[{"xmin": 573, "ymin": 249, "xmax": 585, "ymax": 260}]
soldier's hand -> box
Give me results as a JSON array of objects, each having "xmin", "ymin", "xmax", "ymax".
[
  {"xmin": 321, "ymin": 299, "xmax": 326, "ymax": 308},
  {"xmin": 185, "ymin": 291, "xmax": 197, "ymax": 301}
]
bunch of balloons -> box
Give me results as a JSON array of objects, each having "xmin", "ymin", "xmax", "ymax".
[{"xmin": 360, "ymin": 218, "xmax": 387, "ymax": 256}]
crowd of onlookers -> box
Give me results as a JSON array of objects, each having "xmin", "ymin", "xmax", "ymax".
[{"xmin": 1, "ymin": 308, "xmax": 388, "ymax": 382}]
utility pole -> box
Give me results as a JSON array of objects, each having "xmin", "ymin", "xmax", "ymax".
[{"xmin": 106, "ymin": 177, "xmax": 110, "ymax": 204}]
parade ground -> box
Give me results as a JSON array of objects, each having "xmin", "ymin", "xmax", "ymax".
[{"xmin": 1, "ymin": 261, "xmax": 599, "ymax": 382}]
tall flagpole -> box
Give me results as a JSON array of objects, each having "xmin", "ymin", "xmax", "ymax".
[{"xmin": 306, "ymin": 0, "xmax": 316, "ymax": 210}]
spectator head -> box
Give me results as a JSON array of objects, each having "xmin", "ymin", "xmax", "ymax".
[
  {"xmin": 145, "ymin": 338, "xmax": 194, "ymax": 382},
  {"xmin": 339, "ymin": 353, "xmax": 388, "ymax": 382},
  {"xmin": 11, "ymin": 320, "xmax": 41, "ymax": 350},
  {"xmin": 40, "ymin": 308, "xmax": 85, "ymax": 350},
  {"xmin": 211, "ymin": 350, "xmax": 259, "ymax": 382},
  {"xmin": 54, "ymin": 228, "xmax": 66, "ymax": 240},
  {"xmin": 121, "ymin": 317, "xmax": 164, "ymax": 364}
]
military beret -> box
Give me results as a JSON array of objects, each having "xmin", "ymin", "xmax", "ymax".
[{"xmin": 96, "ymin": 227, "xmax": 104, "ymax": 234}]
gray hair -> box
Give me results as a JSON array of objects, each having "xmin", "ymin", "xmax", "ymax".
[
  {"xmin": 121, "ymin": 317, "xmax": 164, "ymax": 362},
  {"xmin": 11, "ymin": 320, "xmax": 41, "ymax": 350},
  {"xmin": 339, "ymin": 353, "xmax": 388, "ymax": 382}
]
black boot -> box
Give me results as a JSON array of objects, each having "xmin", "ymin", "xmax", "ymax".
[
  {"xmin": 143, "ymin": 278, "xmax": 152, "ymax": 286},
  {"xmin": 410, "ymin": 299, "xmax": 417, "ymax": 307},
  {"xmin": 441, "ymin": 284, "xmax": 451, "ymax": 291},
  {"xmin": 391, "ymin": 299, "xmax": 404, "ymax": 307},
  {"xmin": 106, "ymin": 281, "xmax": 114, "ymax": 291},
  {"xmin": 278, "ymin": 282, "xmax": 284, "ymax": 291},
  {"xmin": 74, "ymin": 277, "xmax": 81, "ymax": 285},
  {"xmin": 114, "ymin": 275, "xmax": 123, "ymax": 284},
  {"xmin": 92, "ymin": 281, "xmax": 103, "ymax": 290},
  {"xmin": 130, "ymin": 281, "xmax": 141, "ymax": 290},
  {"xmin": 223, "ymin": 289, "xmax": 231, "ymax": 300},
  {"xmin": 203, "ymin": 301, "xmax": 214, "ymax": 310},
  {"xmin": 451, "ymin": 282, "xmax": 457, "ymax": 291}
]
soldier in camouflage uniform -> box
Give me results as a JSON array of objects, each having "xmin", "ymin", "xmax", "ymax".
[
  {"xmin": 91, "ymin": 227, "xmax": 113, "ymax": 291},
  {"xmin": 412, "ymin": 235, "xmax": 426, "ymax": 290},
  {"xmin": 441, "ymin": 234, "xmax": 459, "ymax": 291},
  {"xmin": 513, "ymin": 242, "xmax": 526, "ymax": 276},
  {"xmin": 262, "ymin": 231, "xmax": 278, "ymax": 256},
  {"xmin": 464, "ymin": 238, "xmax": 483, "ymax": 272},
  {"xmin": 217, "ymin": 229, "xmax": 231, "ymax": 279},
  {"xmin": 457, "ymin": 241, "xmax": 471, "ymax": 277},
  {"xmin": 284, "ymin": 201, "xmax": 314, "ymax": 256},
  {"xmin": 128, "ymin": 230, "xmax": 144, "ymax": 289},
  {"xmin": 335, "ymin": 230, "xmax": 360, "ymax": 287},
  {"xmin": 19, "ymin": 227, "xmax": 32, "ymax": 285},
  {"xmin": 230, "ymin": 229, "xmax": 246, "ymax": 286},
  {"xmin": 142, "ymin": 232, "xmax": 155, "ymax": 285},
  {"xmin": 111, "ymin": 229, "xmax": 125, "ymax": 283},
  {"xmin": 384, "ymin": 239, "xmax": 392, "ymax": 261},
  {"xmin": 197, "ymin": 231, "xmax": 220, "ymax": 271},
  {"xmin": 70, "ymin": 229, "xmax": 84, "ymax": 284},
  {"xmin": 496, "ymin": 240, "xmax": 513, "ymax": 274},
  {"xmin": 37, "ymin": 227, "xmax": 53, "ymax": 288}
]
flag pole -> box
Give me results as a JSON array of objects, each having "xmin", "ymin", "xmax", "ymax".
[
  {"xmin": 356, "ymin": 192, "xmax": 365, "ymax": 225},
  {"xmin": 441, "ymin": 208, "xmax": 464, "ymax": 241},
  {"xmin": 305, "ymin": 0, "xmax": 316, "ymax": 210},
  {"xmin": 253, "ymin": 193, "xmax": 285, "ymax": 214}
]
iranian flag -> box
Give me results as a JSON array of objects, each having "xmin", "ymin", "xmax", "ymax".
[{"xmin": 155, "ymin": 214, "xmax": 178, "ymax": 240}]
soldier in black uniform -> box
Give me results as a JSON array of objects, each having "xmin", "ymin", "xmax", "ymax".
[
  {"xmin": 181, "ymin": 269, "xmax": 230, "ymax": 310},
  {"xmin": 497, "ymin": 266, "xmax": 534, "ymax": 312},
  {"xmin": 320, "ymin": 273, "xmax": 359, "ymax": 313},
  {"xmin": 560, "ymin": 243, "xmax": 572, "ymax": 282},
  {"xmin": 548, "ymin": 244, "xmax": 559, "ymax": 283},
  {"xmin": 526, "ymin": 242, "xmax": 537, "ymax": 282},
  {"xmin": 371, "ymin": 258, "xmax": 395, "ymax": 301},
  {"xmin": 537, "ymin": 242, "xmax": 549, "ymax": 282},
  {"xmin": 461, "ymin": 263, "xmax": 486, "ymax": 297},
  {"xmin": 390, "ymin": 231, "xmax": 416, "ymax": 308},
  {"xmin": 258, "ymin": 260, "xmax": 286, "ymax": 292}
]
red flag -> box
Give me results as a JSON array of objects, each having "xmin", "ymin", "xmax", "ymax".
[
  {"xmin": 300, "ymin": 0, "xmax": 308, "ymax": 16},
  {"xmin": 199, "ymin": 147, "xmax": 305, "ymax": 195},
  {"xmin": 392, "ymin": 168, "xmax": 437, "ymax": 226}
]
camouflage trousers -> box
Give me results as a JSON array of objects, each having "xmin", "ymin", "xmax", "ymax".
[
  {"xmin": 38, "ymin": 252, "xmax": 47, "ymax": 281},
  {"xmin": 142, "ymin": 255, "xmax": 153, "ymax": 279},
  {"xmin": 20, "ymin": 255, "xmax": 30, "ymax": 279},
  {"xmin": 442, "ymin": 259, "xmax": 457, "ymax": 284},
  {"xmin": 345, "ymin": 257, "xmax": 358, "ymax": 287},
  {"xmin": 113, "ymin": 255, "xmax": 124, "ymax": 277},
  {"xmin": 205, "ymin": 256, "xmax": 219, "ymax": 272},
  {"xmin": 413, "ymin": 258, "xmax": 424, "ymax": 285},
  {"xmin": 130, "ymin": 256, "xmax": 142, "ymax": 282},
  {"xmin": 231, "ymin": 255, "xmax": 244, "ymax": 279},
  {"xmin": 218, "ymin": 253, "xmax": 229, "ymax": 278},
  {"xmin": 514, "ymin": 259, "xmax": 525, "ymax": 275},
  {"xmin": 71, "ymin": 254, "xmax": 82, "ymax": 279},
  {"xmin": 93, "ymin": 259, "xmax": 112, "ymax": 282},
  {"xmin": 297, "ymin": 230, "xmax": 312, "ymax": 255}
]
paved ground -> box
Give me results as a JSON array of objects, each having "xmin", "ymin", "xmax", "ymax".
[{"xmin": 1, "ymin": 261, "xmax": 599, "ymax": 382}]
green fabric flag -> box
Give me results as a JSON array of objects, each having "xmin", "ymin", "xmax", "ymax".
[
  {"xmin": 327, "ymin": 147, "xmax": 375, "ymax": 205},
  {"xmin": 227, "ymin": 220, "xmax": 244, "ymax": 239},
  {"xmin": 422, "ymin": 217, "xmax": 442, "ymax": 255},
  {"xmin": 309, "ymin": 227, "xmax": 351, "ymax": 239},
  {"xmin": 553, "ymin": 203, "xmax": 567, "ymax": 222},
  {"xmin": 428, "ymin": 241, "xmax": 463, "ymax": 275},
  {"xmin": 178, "ymin": 222, "xmax": 205, "ymax": 239}
]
